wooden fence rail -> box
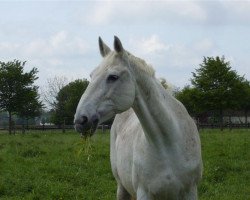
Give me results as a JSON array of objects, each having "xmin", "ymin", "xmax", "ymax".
[
  {"xmin": 198, "ymin": 123, "xmax": 250, "ymax": 129},
  {"xmin": 0, "ymin": 124, "xmax": 111, "ymax": 133},
  {"xmin": 0, "ymin": 123, "xmax": 249, "ymax": 133}
]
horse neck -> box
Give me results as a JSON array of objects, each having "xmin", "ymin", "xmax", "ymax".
[{"xmin": 132, "ymin": 72, "xmax": 177, "ymax": 148}]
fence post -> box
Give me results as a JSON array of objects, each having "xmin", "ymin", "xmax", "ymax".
[
  {"xmin": 22, "ymin": 124, "xmax": 25, "ymax": 134},
  {"xmin": 62, "ymin": 119, "xmax": 65, "ymax": 133}
]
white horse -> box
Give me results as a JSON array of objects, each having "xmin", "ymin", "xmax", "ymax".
[{"xmin": 74, "ymin": 36, "xmax": 203, "ymax": 200}]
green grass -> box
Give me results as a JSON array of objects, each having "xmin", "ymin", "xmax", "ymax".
[
  {"xmin": 0, "ymin": 130, "xmax": 116, "ymax": 200},
  {"xmin": 0, "ymin": 129, "xmax": 249, "ymax": 199},
  {"xmin": 198, "ymin": 129, "xmax": 250, "ymax": 200}
]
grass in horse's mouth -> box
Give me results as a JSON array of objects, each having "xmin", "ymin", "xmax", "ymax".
[{"xmin": 76, "ymin": 131, "xmax": 92, "ymax": 161}]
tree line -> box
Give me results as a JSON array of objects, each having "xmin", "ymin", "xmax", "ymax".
[
  {"xmin": 175, "ymin": 56, "xmax": 250, "ymax": 130},
  {"xmin": 0, "ymin": 56, "xmax": 250, "ymax": 134},
  {"xmin": 0, "ymin": 60, "xmax": 42, "ymax": 134}
]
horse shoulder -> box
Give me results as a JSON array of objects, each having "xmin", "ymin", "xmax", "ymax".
[{"xmin": 110, "ymin": 108, "xmax": 141, "ymax": 195}]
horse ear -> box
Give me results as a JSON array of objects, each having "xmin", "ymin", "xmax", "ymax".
[
  {"xmin": 114, "ymin": 36, "xmax": 124, "ymax": 53},
  {"xmin": 99, "ymin": 37, "xmax": 111, "ymax": 57}
]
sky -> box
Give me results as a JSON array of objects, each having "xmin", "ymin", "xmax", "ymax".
[{"xmin": 0, "ymin": 0, "xmax": 250, "ymax": 89}]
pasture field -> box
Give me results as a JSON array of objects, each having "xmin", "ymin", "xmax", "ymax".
[{"xmin": 0, "ymin": 129, "xmax": 249, "ymax": 200}]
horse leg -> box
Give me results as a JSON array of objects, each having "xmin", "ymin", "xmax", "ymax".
[
  {"xmin": 136, "ymin": 187, "xmax": 152, "ymax": 200},
  {"xmin": 183, "ymin": 185, "xmax": 198, "ymax": 200},
  {"xmin": 117, "ymin": 184, "xmax": 132, "ymax": 200}
]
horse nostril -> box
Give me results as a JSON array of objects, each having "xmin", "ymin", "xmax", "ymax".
[
  {"xmin": 74, "ymin": 115, "xmax": 88, "ymax": 125},
  {"xmin": 81, "ymin": 116, "xmax": 88, "ymax": 125}
]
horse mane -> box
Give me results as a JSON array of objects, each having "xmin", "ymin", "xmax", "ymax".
[
  {"xmin": 126, "ymin": 51, "xmax": 155, "ymax": 77},
  {"xmin": 105, "ymin": 50, "xmax": 155, "ymax": 77}
]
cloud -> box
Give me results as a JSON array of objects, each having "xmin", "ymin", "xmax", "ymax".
[
  {"xmin": 84, "ymin": 1, "xmax": 250, "ymax": 27},
  {"xmin": 1, "ymin": 1, "xmax": 249, "ymax": 89},
  {"xmin": 86, "ymin": 1, "xmax": 114, "ymax": 25},
  {"xmin": 23, "ymin": 31, "xmax": 89, "ymax": 58},
  {"xmin": 129, "ymin": 35, "xmax": 170, "ymax": 55},
  {"xmin": 0, "ymin": 42, "xmax": 21, "ymax": 57},
  {"xmin": 194, "ymin": 1, "xmax": 250, "ymax": 26},
  {"xmin": 193, "ymin": 38, "xmax": 217, "ymax": 54},
  {"xmin": 0, "ymin": 31, "xmax": 89, "ymax": 59},
  {"xmin": 50, "ymin": 31, "xmax": 67, "ymax": 48},
  {"xmin": 0, "ymin": 30, "xmax": 92, "ymax": 88},
  {"xmin": 129, "ymin": 35, "xmax": 217, "ymax": 67},
  {"xmin": 127, "ymin": 34, "xmax": 220, "ymax": 87},
  {"xmin": 84, "ymin": 1, "xmax": 207, "ymax": 26},
  {"xmin": 24, "ymin": 39, "xmax": 49, "ymax": 57},
  {"xmin": 167, "ymin": 38, "xmax": 218, "ymax": 68}
]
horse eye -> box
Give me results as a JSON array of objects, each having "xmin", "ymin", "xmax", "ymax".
[{"xmin": 107, "ymin": 75, "xmax": 119, "ymax": 82}]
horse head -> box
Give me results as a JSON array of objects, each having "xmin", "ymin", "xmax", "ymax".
[{"xmin": 74, "ymin": 36, "xmax": 136, "ymax": 136}]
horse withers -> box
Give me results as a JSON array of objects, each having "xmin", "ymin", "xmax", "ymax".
[{"xmin": 74, "ymin": 36, "xmax": 203, "ymax": 200}]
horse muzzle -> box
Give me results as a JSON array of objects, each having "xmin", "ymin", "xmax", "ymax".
[{"xmin": 74, "ymin": 114, "xmax": 99, "ymax": 136}]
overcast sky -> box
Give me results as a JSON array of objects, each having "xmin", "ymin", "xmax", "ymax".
[{"xmin": 0, "ymin": 0, "xmax": 250, "ymax": 89}]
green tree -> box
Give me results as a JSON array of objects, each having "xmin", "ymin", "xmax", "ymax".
[
  {"xmin": 191, "ymin": 56, "xmax": 246, "ymax": 130},
  {"xmin": 0, "ymin": 60, "xmax": 40, "ymax": 134},
  {"xmin": 18, "ymin": 89, "xmax": 43, "ymax": 128},
  {"xmin": 51, "ymin": 79, "xmax": 89, "ymax": 125},
  {"xmin": 239, "ymin": 80, "xmax": 250, "ymax": 123},
  {"xmin": 175, "ymin": 86, "xmax": 202, "ymax": 117}
]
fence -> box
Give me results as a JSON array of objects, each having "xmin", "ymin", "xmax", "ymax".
[
  {"xmin": 0, "ymin": 124, "xmax": 111, "ymax": 133},
  {"xmin": 198, "ymin": 123, "xmax": 250, "ymax": 130},
  {"xmin": 0, "ymin": 123, "xmax": 249, "ymax": 134}
]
